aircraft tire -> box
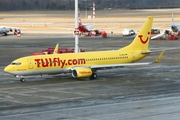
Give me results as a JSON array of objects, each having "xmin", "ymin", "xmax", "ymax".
[
  {"xmin": 90, "ymin": 73, "xmax": 97, "ymax": 80},
  {"xmin": 20, "ymin": 78, "xmax": 25, "ymax": 82}
]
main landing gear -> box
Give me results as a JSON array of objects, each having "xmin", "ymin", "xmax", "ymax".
[
  {"xmin": 20, "ymin": 78, "xmax": 25, "ymax": 82},
  {"xmin": 90, "ymin": 73, "xmax": 97, "ymax": 80},
  {"xmin": 4, "ymin": 32, "xmax": 7, "ymax": 36}
]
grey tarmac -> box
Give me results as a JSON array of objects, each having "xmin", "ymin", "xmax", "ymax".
[{"xmin": 0, "ymin": 33, "xmax": 180, "ymax": 119}]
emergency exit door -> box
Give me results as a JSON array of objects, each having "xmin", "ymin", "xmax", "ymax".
[{"xmin": 132, "ymin": 52, "xmax": 135, "ymax": 62}]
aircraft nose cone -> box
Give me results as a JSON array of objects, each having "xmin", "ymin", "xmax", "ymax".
[{"xmin": 4, "ymin": 66, "xmax": 10, "ymax": 73}]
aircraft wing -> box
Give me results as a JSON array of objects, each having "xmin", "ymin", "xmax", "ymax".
[
  {"xmin": 50, "ymin": 27, "xmax": 73, "ymax": 31},
  {"xmin": 151, "ymin": 33, "xmax": 165, "ymax": 40},
  {"xmin": 90, "ymin": 50, "xmax": 164, "ymax": 70},
  {"xmin": 83, "ymin": 24, "xmax": 92, "ymax": 31},
  {"xmin": 91, "ymin": 62, "xmax": 151, "ymax": 70}
]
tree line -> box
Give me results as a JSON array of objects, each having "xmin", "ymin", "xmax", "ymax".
[{"xmin": 0, "ymin": 0, "xmax": 180, "ymax": 11}]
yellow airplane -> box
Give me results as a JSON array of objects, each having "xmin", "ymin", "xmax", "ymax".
[{"xmin": 4, "ymin": 16, "xmax": 164, "ymax": 82}]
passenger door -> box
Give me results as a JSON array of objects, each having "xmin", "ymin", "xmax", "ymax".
[{"xmin": 27, "ymin": 58, "xmax": 33, "ymax": 69}]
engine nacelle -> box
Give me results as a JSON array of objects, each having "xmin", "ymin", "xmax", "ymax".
[{"xmin": 72, "ymin": 67, "xmax": 92, "ymax": 78}]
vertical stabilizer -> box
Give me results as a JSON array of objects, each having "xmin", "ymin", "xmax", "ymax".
[
  {"xmin": 53, "ymin": 44, "xmax": 59, "ymax": 54},
  {"xmin": 78, "ymin": 8, "xmax": 82, "ymax": 26},
  {"xmin": 120, "ymin": 16, "xmax": 153, "ymax": 51}
]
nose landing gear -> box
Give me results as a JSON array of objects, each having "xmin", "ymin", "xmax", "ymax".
[{"xmin": 15, "ymin": 75, "xmax": 25, "ymax": 82}]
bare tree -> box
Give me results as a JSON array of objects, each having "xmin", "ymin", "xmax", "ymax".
[{"xmin": 0, "ymin": 0, "xmax": 180, "ymax": 11}]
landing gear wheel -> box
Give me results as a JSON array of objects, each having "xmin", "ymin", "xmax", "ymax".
[
  {"xmin": 90, "ymin": 73, "xmax": 97, "ymax": 80},
  {"xmin": 20, "ymin": 78, "xmax": 25, "ymax": 82}
]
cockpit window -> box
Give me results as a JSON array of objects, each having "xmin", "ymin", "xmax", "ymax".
[{"xmin": 11, "ymin": 62, "xmax": 21, "ymax": 65}]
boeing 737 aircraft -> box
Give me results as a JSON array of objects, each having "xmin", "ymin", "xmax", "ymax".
[
  {"xmin": 171, "ymin": 12, "xmax": 180, "ymax": 32},
  {"xmin": 151, "ymin": 12, "xmax": 180, "ymax": 40},
  {"xmin": 4, "ymin": 16, "xmax": 164, "ymax": 82}
]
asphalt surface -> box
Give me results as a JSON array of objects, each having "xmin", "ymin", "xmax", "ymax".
[{"xmin": 0, "ymin": 33, "xmax": 180, "ymax": 120}]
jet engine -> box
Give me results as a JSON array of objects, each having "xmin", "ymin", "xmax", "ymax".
[{"xmin": 72, "ymin": 67, "xmax": 92, "ymax": 78}]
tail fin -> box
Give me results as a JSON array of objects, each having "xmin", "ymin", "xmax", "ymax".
[
  {"xmin": 121, "ymin": 16, "xmax": 153, "ymax": 51},
  {"xmin": 78, "ymin": 8, "xmax": 82, "ymax": 26},
  {"xmin": 53, "ymin": 44, "xmax": 59, "ymax": 54}
]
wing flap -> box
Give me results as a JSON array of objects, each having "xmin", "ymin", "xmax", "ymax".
[{"xmin": 91, "ymin": 62, "xmax": 151, "ymax": 70}]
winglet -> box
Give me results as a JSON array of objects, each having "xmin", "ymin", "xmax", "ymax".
[
  {"xmin": 53, "ymin": 44, "xmax": 59, "ymax": 54},
  {"xmin": 154, "ymin": 50, "xmax": 165, "ymax": 63}
]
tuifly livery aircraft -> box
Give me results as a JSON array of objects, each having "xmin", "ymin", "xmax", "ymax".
[{"xmin": 4, "ymin": 16, "xmax": 164, "ymax": 82}]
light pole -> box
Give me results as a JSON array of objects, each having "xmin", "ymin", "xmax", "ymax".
[
  {"xmin": 85, "ymin": 0, "xmax": 87, "ymax": 18},
  {"xmin": 85, "ymin": 6, "xmax": 87, "ymax": 18},
  {"xmin": 74, "ymin": 0, "xmax": 79, "ymax": 53},
  {"xmin": 84, "ymin": 0, "xmax": 87, "ymax": 19}
]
